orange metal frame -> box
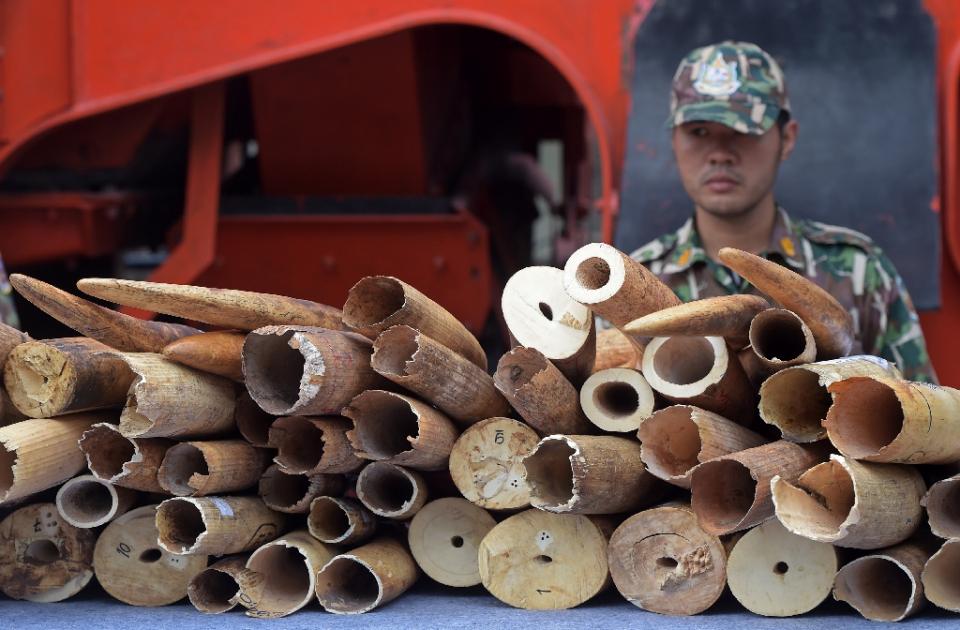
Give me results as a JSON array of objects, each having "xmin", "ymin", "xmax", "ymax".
[
  {"xmin": 117, "ymin": 82, "xmax": 224, "ymax": 320},
  {"xmin": 914, "ymin": 0, "xmax": 960, "ymax": 385},
  {"xmin": 3, "ymin": 0, "xmax": 960, "ymax": 382},
  {"xmin": 0, "ymin": 0, "xmax": 644, "ymax": 337},
  {"xmin": 198, "ymin": 210, "xmax": 492, "ymax": 333},
  {"xmin": 0, "ymin": 192, "xmax": 134, "ymax": 265},
  {"xmin": 0, "ymin": 0, "xmax": 647, "ymax": 243}
]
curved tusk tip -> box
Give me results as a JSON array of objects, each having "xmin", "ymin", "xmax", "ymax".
[
  {"xmin": 7, "ymin": 273, "xmax": 29, "ymax": 290},
  {"xmin": 76, "ymin": 278, "xmax": 113, "ymax": 294},
  {"xmin": 717, "ymin": 247, "xmax": 748, "ymax": 263}
]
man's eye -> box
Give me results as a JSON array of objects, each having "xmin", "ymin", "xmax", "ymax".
[{"xmin": 690, "ymin": 127, "xmax": 708, "ymax": 137}]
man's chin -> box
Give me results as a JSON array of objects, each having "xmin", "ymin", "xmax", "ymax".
[{"xmin": 696, "ymin": 201, "xmax": 757, "ymax": 218}]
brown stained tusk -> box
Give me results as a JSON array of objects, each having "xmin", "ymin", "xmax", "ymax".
[
  {"xmin": 0, "ymin": 321, "xmax": 31, "ymax": 365},
  {"xmin": 448, "ymin": 416, "xmax": 539, "ymax": 511},
  {"xmin": 0, "ymin": 389, "xmax": 27, "ymax": 427},
  {"xmin": 0, "ymin": 415, "xmax": 102, "ymax": 504},
  {"xmin": 259, "ymin": 465, "xmax": 345, "ymax": 515},
  {"xmin": 371, "ymin": 325, "xmax": 510, "ymax": 426},
  {"xmin": 921, "ymin": 539, "xmax": 960, "ymax": 613},
  {"xmin": 315, "ymin": 538, "xmax": 418, "ymax": 614},
  {"xmin": 833, "ymin": 541, "xmax": 934, "ymax": 622},
  {"xmin": 759, "ymin": 355, "xmax": 901, "ymax": 443},
  {"xmin": 55, "ymin": 474, "xmax": 138, "ymax": 529},
  {"xmin": 501, "ymin": 266, "xmax": 596, "ymax": 386},
  {"xmin": 746, "ymin": 308, "xmax": 817, "ymax": 376},
  {"xmin": 523, "ymin": 435, "xmax": 662, "ymax": 514},
  {"xmin": 689, "ymin": 440, "xmax": 825, "ymax": 536},
  {"xmin": 344, "ymin": 389, "xmax": 459, "ymax": 472},
  {"xmin": 607, "ymin": 503, "xmax": 727, "ymax": 616},
  {"xmin": 268, "ymin": 416, "xmax": 363, "ymax": 475},
  {"xmin": 727, "ymin": 518, "xmax": 839, "ymax": 617},
  {"xmin": 922, "ymin": 473, "xmax": 960, "ymax": 539},
  {"xmin": 187, "ymin": 555, "xmax": 263, "ymax": 614},
  {"xmin": 234, "ymin": 391, "xmax": 274, "ymax": 448},
  {"xmin": 79, "ymin": 422, "xmax": 172, "ymax": 493},
  {"xmin": 562, "ymin": 243, "xmax": 681, "ymax": 328},
  {"xmin": 307, "ymin": 496, "xmax": 377, "ymax": 546},
  {"xmin": 76, "ymin": 278, "xmax": 344, "ymax": 331},
  {"xmin": 824, "ymin": 375, "xmax": 960, "ymax": 463},
  {"xmin": 343, "ymin": 275, "xmax": 487, "ymax": 370},
  {"xmin": 155, "ymin": 496, "xmax": 286, "ymax": 556},
  {"xmin": 717, "ymin": 247, "xmax": 854, "ymax": 358},
  {"xmin": 242, "ymin": 326, "xmax": 386, "ymax": 416},
  {"xmin": 771, "ymin": 454, "xmax": 926, "ymax": 549},
  {"xmin": 162, "ymin": 330, "xmax": 245, "ymax": 381},
  {"xmin": 118, "ymin": 353, "xmax": 237, "ymax": 439},
  {"xmin": 637, "ymin": 405, "xmax": 767, "ymax": 489},
  {"xmin": 641, "ymin": 335, "xmax": 756, "ymax": 425},
  {"xmin": 594, "ymin": 327, "xmax": 641, "ymax": 371},
  {"xmin": 93, "ymin": 505, "xmax": 207, "ymax": 606},
  {"xmin": 0, "ymin": 502, "xmax": 96, "ymax": 602},
  {"xmin": 355, "ymin": 462, "xmax": 428, "ymax": 520},
  {"xmin": 0, "ymin": 322, "xmax": 32, "ymax": 423},
  {"xmin": 9, "ymin": 274, "xmax": 199, "ymax": 352},
  {"xmin": 242, "ymin": 530, "xmax": 335, "ymax": 618},
  {"xmin": 623, "ymin": 294, "xmax": 770, "ymax": 350},
  {"xmin": 157, "ymin": 440, "xmax": 269, "ymax": 496},
  {"xmin": 494, "ymin": 347, "xmax": 592, "ymax": 435},
  {"xmin": 4, "ymin": 337, "xmax": 133, "ymax": 418}
]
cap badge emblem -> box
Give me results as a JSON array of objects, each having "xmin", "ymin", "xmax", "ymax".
[{"xmin": 693, "ymin": 53, "xmax": 741, "ymax": 96}]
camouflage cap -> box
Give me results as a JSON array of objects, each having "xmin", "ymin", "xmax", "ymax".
[{"xmin": 669, "ymin": 41, "xmax": 790, "ymax": 135}]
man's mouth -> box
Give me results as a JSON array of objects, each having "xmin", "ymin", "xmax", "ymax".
[{"xmin": 703, "ymin": 174, "xmax": 740, "ymax": 193}]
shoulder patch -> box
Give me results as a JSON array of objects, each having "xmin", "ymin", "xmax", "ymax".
[
  {"xmin": 630, "ymin": 233, "xmax": 678, "ymax": 263},
  {"xmin": 797, "ymin": 220, "xmax": 877, "ymax": 252}
]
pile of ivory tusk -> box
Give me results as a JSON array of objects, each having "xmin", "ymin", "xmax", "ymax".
[{"xmin": 0, "ymin": 243, "xmax": 957, "ymax": 622}]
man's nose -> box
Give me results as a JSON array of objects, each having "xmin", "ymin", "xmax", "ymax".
[{"xmin": 707, "ymin": 143, "xmax": 737, "ymax": 165}]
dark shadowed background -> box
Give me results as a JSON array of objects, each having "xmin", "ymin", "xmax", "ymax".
[{"xmin": 617, "ymin": 0, "xmax": 939, "ymax": 308}]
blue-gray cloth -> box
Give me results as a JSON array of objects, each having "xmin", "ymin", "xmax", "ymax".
[{"xmin": 0, "ymin": 582, "xmax": 954, "ymax": 629}]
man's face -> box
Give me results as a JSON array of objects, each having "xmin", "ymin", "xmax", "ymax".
[{"xmin": 671, "ymin": 120, "xmax": 797, "ymax": 217}]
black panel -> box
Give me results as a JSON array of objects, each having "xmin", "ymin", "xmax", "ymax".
[
  {"xmin": 618, "ymin": 0, "xmax": 939, "ymax": 308},
  {"xmin": 219, "ymin": 196, "xmax": 453, "ymax": 216}
]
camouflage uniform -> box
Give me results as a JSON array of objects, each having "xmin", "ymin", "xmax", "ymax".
[
  {"xmin": 631, "ymin": 207, "xmax": 937, "ymax": 383},
  {"xmin": 0, "ymin": 256, "xmax": 19, "ymax": 329},
  {"xmin": 631, "ymin": 41, "xmax": 937, "ymax": 382}
]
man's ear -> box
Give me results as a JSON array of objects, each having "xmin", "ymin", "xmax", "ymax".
[{"xmin": 780, "ymin": 119, "xmax": 799, "ymax": 161}]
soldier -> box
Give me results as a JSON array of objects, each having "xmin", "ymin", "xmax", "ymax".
[
  {"xmin": 631, "ymin": 41, "xmax": 937, "ymax": 382},
  {"xmin": 0, "ymin": 255, "xmax": 19, "ymax": 329}
]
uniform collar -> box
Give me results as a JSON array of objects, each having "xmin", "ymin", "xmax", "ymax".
[
  {"xmin": 767, "ymin": 206, "xmax": 807, "ymax": 271},
  {"xmin": 661, "ymin": 217, "xmax": 710, "ymax": 273},
  {"xmin": 664, "ymin": 205, "xmax": 807, "ymax": 273}
]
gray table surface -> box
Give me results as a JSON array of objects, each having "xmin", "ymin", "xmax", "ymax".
[{"xmin": 1, "ymin": 581, "xmax": 955, "ymax": 629}]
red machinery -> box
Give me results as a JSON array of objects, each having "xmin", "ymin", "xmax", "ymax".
[
  {"xmin": 1, "ymin": 0, "xmax": 959, "ymax": 383},
  {"xmin": 0, "ymin": 0, "xmax": 641, "ymax": 335},
  {"xmin": 919, "ymin": 0, "xmax": 960, "ymax": 386}
]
